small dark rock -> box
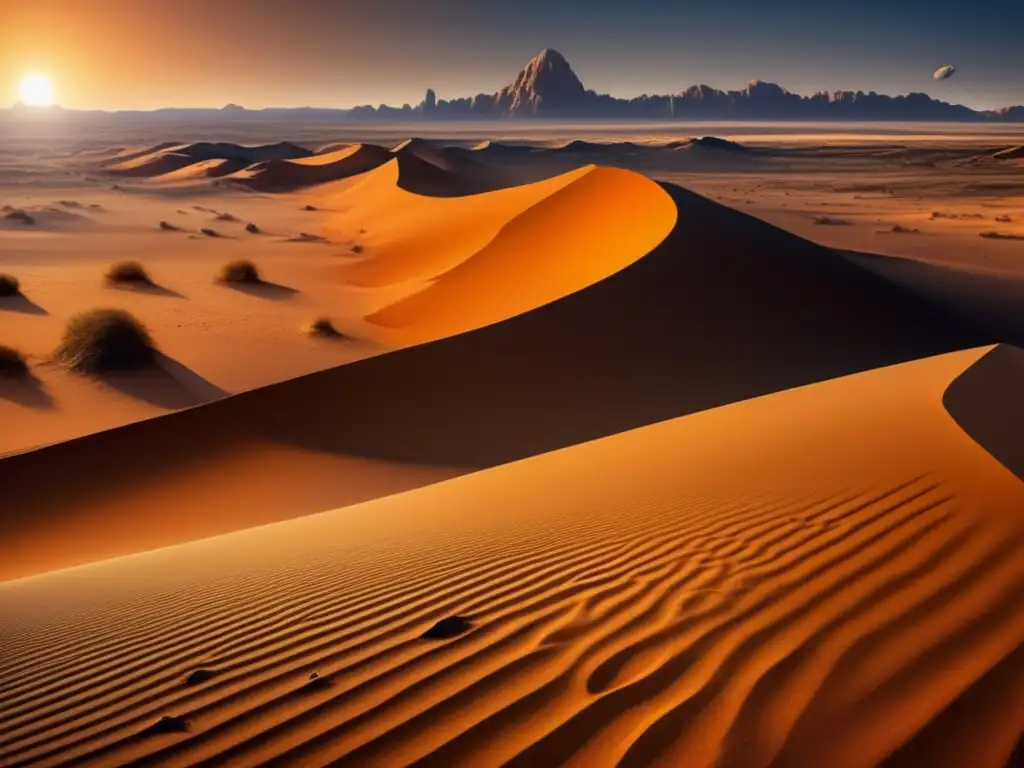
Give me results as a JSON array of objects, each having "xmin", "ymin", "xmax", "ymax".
[
  {"xmin": 146, "ymin": 715, "xmax": 189, "ymax": 734},
  {"xmin": 245, "ymin": 222, "xmax": 260, "ymax": 234},
  {"xmin": 421, "ymin": 616, "xmax": 473, "ymax": 640},
  {"xmin": 200, "ymin": 228, "xmax": 221, "ymax": 238},
  {"xmin": 302, "ymin": 204, "xmax": 318, "ymax": 211},
  {"xmin": 304, "ymin": 671, "xmax": 330, "ymax": 690},
  {"xmin": 184, "ymin": 669, "xmax": 216, "ymax": 686},
  {"xmin": 350, "ymin": 244, "xmax": 364, "ymax": 254},
  {"xmin": 158, "ymin": 221, "xmax": 180, "ymax": 231}
]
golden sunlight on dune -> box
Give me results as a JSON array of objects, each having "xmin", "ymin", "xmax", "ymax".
[
  {"xmin": 1, "ymin": 346, "xmax": 1020, "ymax": 767},
  {"xmin": 348, "ymin": 164, "xmax": 678, "ymax": 345}
]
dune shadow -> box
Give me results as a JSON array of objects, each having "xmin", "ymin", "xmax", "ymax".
[
  {"xmin": 0, "ymin": 374, "xmax": 55, "ymax": 410},
  {"xmin": 943, "ymin": 344, "xmax": 1024, "ymax": 483},
  {"xmin": 0, "ymin": 294, "xmax": 48, "ymax": 315},
  {"xmin": 99, "ymin": 352, "xmax": 228, "ymax": 409},
  {"xmin": 109, "ymin": 283, "xmax": 186, "ymax": 299},
  {"xmin": 842, "ymin": 250, "xmax": 1024, "ymax": 348},
  {"xmin": 222, "ymin": 281, "xmax": 298, "ymax": 299}
]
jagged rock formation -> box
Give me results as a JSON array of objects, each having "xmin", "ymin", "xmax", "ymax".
[
  {"xmin": 493, "ymin": 49, "xmax": 590, "ymax": 115},
  {"xmin": 355, "ymin": 48, "xmax": 1022, "ymax": 122}
]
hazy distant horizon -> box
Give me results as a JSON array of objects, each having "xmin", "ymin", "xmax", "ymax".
[
  {"xmin": 4, "ymin": 117, "xmax": 1024, "ymax": 156},
  {"xmin": 6, "ymin": 0, "xmax": 1023, "ymax": 112}
]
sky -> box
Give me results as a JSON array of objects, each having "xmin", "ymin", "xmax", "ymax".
[{"xmin": 3, "ymin": 0, "xmax": 1023, "ymax": 111}]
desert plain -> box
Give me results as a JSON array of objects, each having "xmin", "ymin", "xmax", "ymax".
[{"xmin": 1, "ymin": 117, "xmax": 1023, "ymax": 767}]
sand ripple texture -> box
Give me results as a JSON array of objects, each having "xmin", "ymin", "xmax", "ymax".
[{"xmin": 1, "ymin": 347, "xmax": 1023, "ymax": 767}]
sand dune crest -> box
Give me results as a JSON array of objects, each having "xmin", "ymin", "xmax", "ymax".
[{"xmin": 0, "ymin": 346, "xmax": 1020, "ymax": 767}]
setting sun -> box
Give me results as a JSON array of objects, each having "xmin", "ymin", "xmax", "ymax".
[{"xmin": 18, "ymin": 74, "xmax": 54, "ymax": 106}]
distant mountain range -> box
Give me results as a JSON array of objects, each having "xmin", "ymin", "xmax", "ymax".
[{"xmin": 6, "ymin": 49, "xmax": 1023, "ymax": 122}]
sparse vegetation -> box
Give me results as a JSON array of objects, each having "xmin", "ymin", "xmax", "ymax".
[
  {"xmin": 302, "ymin": 204, "xmax": 318, "ymax": 211},
  {"xmin": 215, "ymin": 212, "xmax": 238, "ymax": 222},
  {"xmin": 200, "ymin": 228, "xmax": 221, "ymax": 238},
  {"xmin": 995, "ymin": 215, "xmax": 1013, "ymax": 223},
  {"xmin": 812, "ymin": 216, "xmax": 851, "ymax": 226},
  {"xmin": 105, "ymin": 261, "xmax": 154, "ymax": 286},
  {"xmin": 56, "ymin": 308, "xmax": 156, "ymax": 373},
  {"xmin": 0, "ymin": 274, "xmax": 20, "ymax": 297},
  {"xmin": 218, "ymin": 259, "xmax": 261, "ymax": 284},
  {"xmin": 245, "ymin": 222, "xmax": 260, "ymax": 234},
  {"xmin": 304, "ymin": 317, "xmax": 345, "ymax": 339},
  {"xmin": 0, "ymin": 346, "xmax": 29, "ymax": 378},
  {"xmin": 158, "ymin": 220, "xmax": 181, "ymax": 231},
  {"xmin": 350, "ymin": 244, "xmax": 365, "ymax": 254}
]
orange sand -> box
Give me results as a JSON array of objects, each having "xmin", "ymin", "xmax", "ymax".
[{"xmin": 0, "ymin": 346, "xmax": 1020, "ymax": 767}]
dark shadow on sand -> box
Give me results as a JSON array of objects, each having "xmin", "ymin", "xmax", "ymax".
[
  {"xmin": 221, "ymin": 281, "xmax": 298, "ymax": 300},
  {"xmin": 109, "ymin": 283, "xmax": 186, "ymax": 299},
  {"xmin": 98, "ymin": 352, "xmax": 228, "ymax": 410},
  {"xmin": 842, "ymin": 249, "xmax": 1024, "ymax": 348},
  {"xmin": 0, "ymin": 182, "xmax": 986, "ymax": 551},
  {"xmin": 943, "ymin": 345, "xmax": 1024, "ymax": 483},
  {"xmin": 0, "ymin": 294, "xmax": 48, "ymax": 315},
  {"xmin": 0, "ymin": 375, "xmax": 55, "ymax": 410}
]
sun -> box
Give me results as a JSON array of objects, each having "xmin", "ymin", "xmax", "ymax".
[{"xmin": 18, "ymin": 74, "xmax": 54, "ymax": 107}]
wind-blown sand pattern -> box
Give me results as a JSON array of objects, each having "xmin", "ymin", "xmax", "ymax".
[
  {"xmin": 1, "ymin": 346, "xmax": 1021, "ymax": 767},
  {"xmin": 3, "ymin": 125, "xmax": 1024, "ymax": 767},
  {"xmin": 0, "ymin": 161, "xmax": 983, "ymax": 579}
]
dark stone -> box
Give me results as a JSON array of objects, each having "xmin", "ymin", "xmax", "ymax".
[
  {"xmin": 421, "ymin": 615, "xmax": 474, "ymax": 640},
  {"xmin": 146, "ymin": 715, "xmax": 189, "ymax": 734},
  {"xmin": 183, "ymin": 668, "xmax": 216, "ymax": 686}
]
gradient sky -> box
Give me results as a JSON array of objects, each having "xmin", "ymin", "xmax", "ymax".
[{"xmin": 3, "ymin": 0, "xmax": 1022, "ymax": 111}]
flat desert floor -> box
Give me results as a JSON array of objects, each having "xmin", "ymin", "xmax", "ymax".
[{"xmin": 1, "ymin": 119, "xmax": 1022, "ymax": 767}]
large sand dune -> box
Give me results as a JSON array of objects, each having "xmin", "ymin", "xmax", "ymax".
[
  {"xmin": 227, "ymin": 144, "xmax": 394, "ymax": 191},
  {"xmin": 1, "ymin": 345, "xmax": 1020, "ymax": 767},
  {"xmin": 0, "ymin": 163, "xmax": 982, "ymax": 579},
  {"xmin": 0, "ymin": 163, "xmax": 676, "ymax": 578}
]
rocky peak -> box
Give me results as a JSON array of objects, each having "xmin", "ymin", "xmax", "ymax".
[{"xmin": 495, "ymin": 48, "xmax": 589, "ymax": 115}]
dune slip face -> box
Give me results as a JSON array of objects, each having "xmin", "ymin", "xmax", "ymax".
[
  {"xmin": 0, "ymin": 158, "xmax": 987, "ymax": 580},
  {"xmin": 0, "ymin": 346, "xmax": 1022, "ymax": 767}
]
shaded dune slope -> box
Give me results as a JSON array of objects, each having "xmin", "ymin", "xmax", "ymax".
[
  {"xmin": 106, "ymin": 142, "xmax": 313, "ymax": 180},
  {"xmin": 0, "ymin": 165, "xmax": 674, "ymax": 579},
  {"xmin": 0, "ymin": 346, "xmax": 1020, "ymax": 767},
  {"xmin": 0, "ymin": 175, "xmax": 984, "ymax": 579},
  {"xmin": 228, "ymin": 144, "xmax": 393, "ymax": 191},
  {"xmin": 227, "ymin": 140, "xmax": 502, "ymax": 194}
]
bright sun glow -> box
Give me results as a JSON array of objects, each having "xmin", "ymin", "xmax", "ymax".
[{"xmin": 18, "ymin": 74, "xmax": 54, "ymax": 107}]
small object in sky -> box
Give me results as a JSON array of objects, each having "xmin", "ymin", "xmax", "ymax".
[{"xmin": 933, "ymin": 65, "xmax": 956, "ymax": 81}]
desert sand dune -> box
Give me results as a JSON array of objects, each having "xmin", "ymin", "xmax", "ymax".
[
  {"xmin": 0, "ymin": 345, "xmax": 1020, "ymax": 767},
  {"xmin": 168, "ymin": 141, "xmax": 312, "ymax": 163},
  {"xmin": 106, "ymin": 152, "xmax": 204, "ymax": 178},
  {"xmin": 471, "ymin": 140, "xmax": 538, "ymax": 154},
  {"xmin": 106, "ymin": 141, "xmax": 183, "ymax": 165},
  {"xmin": 388, "ymin": 142, "xmax": 504, "ymax": 196},
  {"xmin": 106, "ymin": 142, "xmax": 313, "ymax": 180},
  {"xmin": 667, "ymin": 136, "xmax": 750, "ymax": 152},
  {"xmin": 0, "ymin": 167, "xmax": 982, "ymax": 579},
  {"xmin": 391, "ymin": 138, "xmax": 482, "ymax": 171},
  {"xmin": 154, "ymin": 157, "xmax": 252, "ymax": 182},
  {"xmin": 227, "ymin": 144, "xmax": 393, "ymax": 191},
  {"xmin": 226, "ymin": 141, "xmax": 498, "ymax": 194}
]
